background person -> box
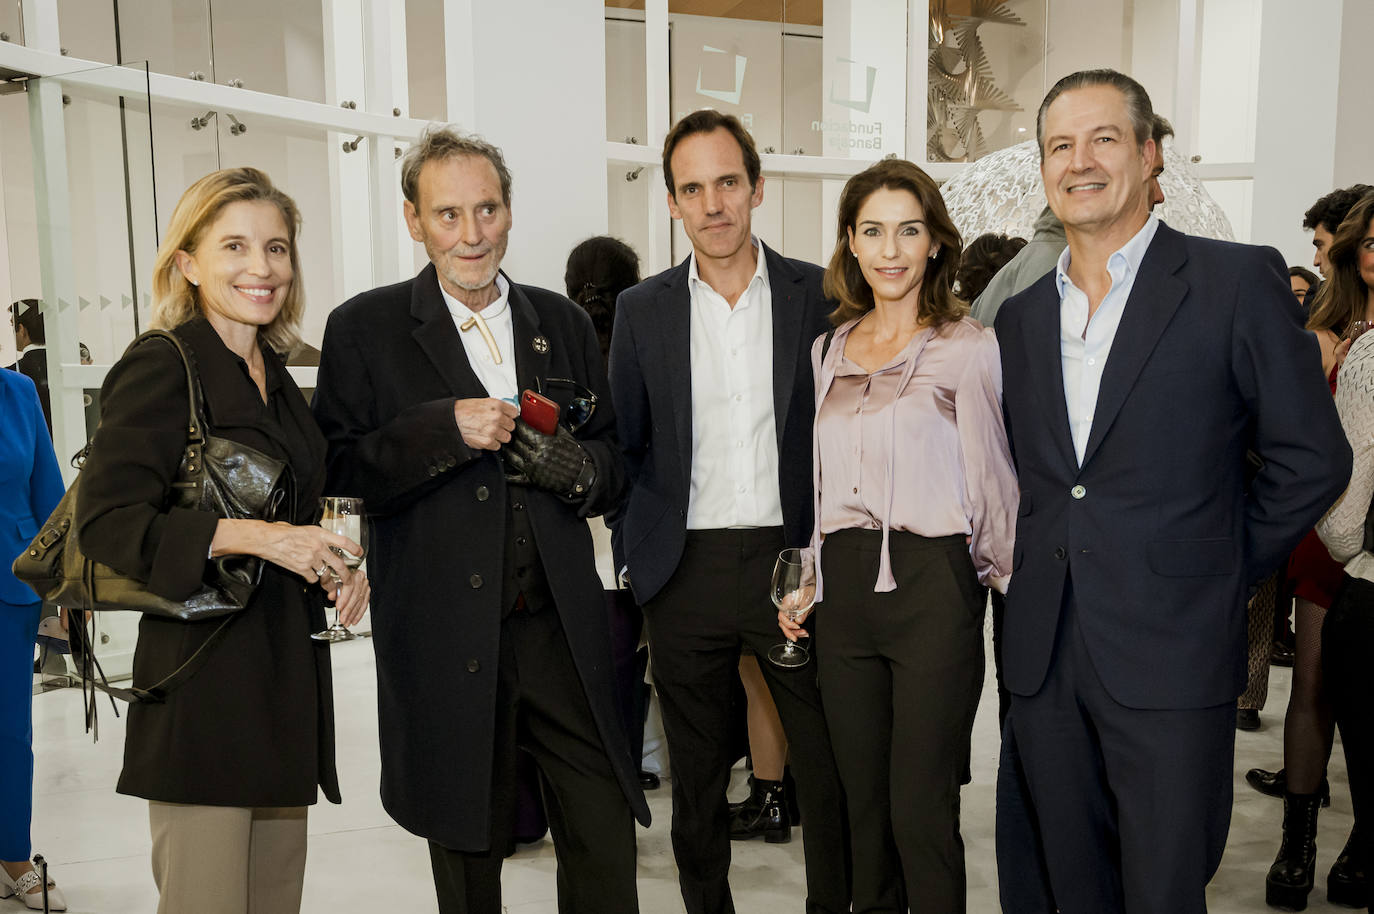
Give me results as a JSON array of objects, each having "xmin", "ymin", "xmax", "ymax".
[
  {"xmin": 956, "ymin": 233, "xmax": 1026, "ymax": 305},
  {"xmin": 1290, "ymin": 265, "xmax": 1320, "ymax": 309},
  {"xmin": 76, "ymin": 167, "xmax": 369, "ymax": 914},
  {"xmin": 7, "ymin": 302, "xmax": 49, "ymax": 434},
  {"xmin": 779, "ymin": 157, "xmax": 1016, "ymax": 913},
  {"xmin": 0, "ymin": 368, "xmax": 65, "ymax": 910},
  {"xmin": 1285, "ymin": 191, "xmax": 1374, "ymax": 911}
]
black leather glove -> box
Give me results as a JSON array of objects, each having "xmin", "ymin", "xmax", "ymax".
[{"xmin": 502, "ymin": 419, "xmax": 597, "ymax": 500}]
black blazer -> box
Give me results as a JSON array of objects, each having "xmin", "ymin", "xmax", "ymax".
[
  {"xmin": 78, "ymin": 316, "xmax": 338, "ymax": 807},
  {"xmin": 995, "ymin": 223, "xmax": 1352, "ymax": 710},
  {"xmin": 312, "ymin": 264, "xmax": 650, "ymax": 851},
  {"xmin": 608, "ymin": 243, "xmax": 833, "ymax": 605},
  {"xmin": 15, "ymin": 347, "xmax": 51, "ymax": 433}
]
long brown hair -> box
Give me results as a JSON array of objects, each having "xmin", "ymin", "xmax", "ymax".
[
  {"xmin": 151, "ymin": 167, "xmax": 305, "ymax": 353},
  {"xmin": 824, "ymin": 159, "xmax": 964, "ymax": 328},
  {"xmin": 1307, "ymin": 192, "xmax": 1374, "ymax": 336}
]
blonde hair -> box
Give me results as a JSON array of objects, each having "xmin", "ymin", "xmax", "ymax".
[{"xmin": 151, "ymin": 167, "xmax": 304, "ymax": 353}]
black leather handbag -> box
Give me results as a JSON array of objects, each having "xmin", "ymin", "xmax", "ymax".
[{"xmin": 12, "ymin": 329, "xmax": 290, "ymax": 622}]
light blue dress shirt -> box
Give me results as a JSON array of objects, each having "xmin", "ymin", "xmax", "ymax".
[{"xmin": 1056, "ymin": 214, "xmax": 1161, "ymax": 466}]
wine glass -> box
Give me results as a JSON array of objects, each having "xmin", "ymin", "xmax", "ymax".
[
  {"xmin": 312, "ymin": 496, "xmax": 368, "ymax": 643},
  {"xmin": 767, "ymin": 548, "xmax": 815, "ymax": 669},
  {"xmin": 1351, "ymin": 320, "xmax": 1373, "ymax": 342}
]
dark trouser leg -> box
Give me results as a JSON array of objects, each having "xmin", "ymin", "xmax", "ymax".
[
  {"xmin": 991, "ymin": 589, "xmax": 1011, "ymax": 729},
  {"xmin": 512, "ymin": 606, "xmax": 639, "ymax": 914},
  {"xmin": 428, "ymin": 625, "xmax": 520, "ymax": 914},
  {"xmin": 739, "ymin": 536, "xmax": 850, "ymax": 914},
  {"xmin": 1014, "ymin": 591, "xmax": 1234, "ymax": 914},
  {"xmin": 813, "ymin": 531, "xmax": 980, "ymax": 914},
  {"xmin": 643, "ymin": 534, "xmax": 748, "ymax": 914},
  {"xmin": 1324, "ymin": 577, "xmax": 1374, "ymax": 887},
  {"xmin": 995, "ymin": 719, "xmax": 1057, "ymax": 914}
]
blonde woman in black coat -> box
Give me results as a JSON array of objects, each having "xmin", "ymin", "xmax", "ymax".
[{"xmin": 76, "ymin": 168, "xmax": 370, "ymax": 914}]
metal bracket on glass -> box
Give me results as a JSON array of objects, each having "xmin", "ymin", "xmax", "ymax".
[
  {"xmin": 225, "ymin": 78, "xmax": 244, "ymax": 88},
  {"xmin": 226, "ymin": 114, "xmax": 247, "ymax": 136},
  {"xmin": 762, "ymin": 146, "xmax": 775, "ymax": 154},
  {"xmin": 343, "ymin": 135, "xmax": 366, "ymax": 153},
  {"xmin": 624, "ymin": 136, "xmax": 638, "ymax": 145},
  {"xmin": 189, "ymin": 71, "xmax": 206, "ymax": 81},
  {"xmin": 190, "ymin": 111, "xmax": 217, "ymax": 130},
  {"xmin": 340, "ymin": 100, "xmax": 357, "ymax": 109},
  {"xmin": 625, "ymin": 167, "xmax": 643, "ymax": 182}
]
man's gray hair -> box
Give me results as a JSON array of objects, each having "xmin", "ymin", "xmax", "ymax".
[
  {"xmin": 1035, "ymin": 69, "xmax": 1156, "ymax": 161},
  {"xmin": 400, "ymin": 125, "xmax": 513, "ymax": 207}
]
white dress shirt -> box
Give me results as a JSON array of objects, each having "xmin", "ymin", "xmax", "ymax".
[
  {"xmin": 1057, "ymin": 214, "xmax": 1160, "ymax": 465},
  {"xmin": 441, "ymin": 273, "xmax": 518, "ymax": 403},
  {"xmin": 687, "ymin": 240, "xmax": 784, "ymax": 529}
]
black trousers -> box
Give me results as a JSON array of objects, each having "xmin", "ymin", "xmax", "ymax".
[
  {"xmin": 1323, "ymin": 575, "xmax": 1373, "ymax": 882},
  {"xmin": 816, "ymin": 530, "xmax": 984, "ymax": 914},
  {"xmin": 429, "ymin": 604, "xmax": 638, "ymax": 914},
  {"xmin": 1009, "ymin": 582, "xmax": 1234, "ymax": 914},
  {"xmin": 643, "ymin": 527, "xmax": 850, "ymax": 914}
]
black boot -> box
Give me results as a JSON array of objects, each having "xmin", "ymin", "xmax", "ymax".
[
  {"xmin": 1246, "ymin": 768, "xmax": 1332, "ymax": 807},
  {"xmin": 1267, "ymin": 791, "xmax": 1322, "ymax": 911},
  {"xmin": 729, "ymin": 777, "xmax": 790, "ymax": 843},
  {"xmin": 1328, "ymin": 827, "xmax": 1368, "ymax": 908}
]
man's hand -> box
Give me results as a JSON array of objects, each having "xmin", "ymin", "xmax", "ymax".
[
  {"xmin": 455, "ymin": 398, "xmax": 519, "ymax": 451},
  {"xmin": 502, "ymin": 420, "xmax": 597, "ymax": 499}
]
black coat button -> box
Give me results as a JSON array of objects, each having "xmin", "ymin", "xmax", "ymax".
[
  {"xmin": 469, "ymin": 574, "xmax": 483, "ymax": 588},
  {"xmin": 466, "ymin": 660, "xmax": 480, "ymax": 673},
  {"xmin": 426, "ymin": 464, "xmax": 438, "ymax": 477},
  {"xmin": 1053, "ymin": 547, "xmax": 1067, "ymax": 560},
  {"xmin": 476, "ymin": 486, "xmax": 489, "ymax": 502},
  {"xmin": 516, "ymin": 536, "xmax": 527, "ymax": 547},
  {"xmin": 513, "ymin": 501, "xmax": 524, "ymax": 511}
]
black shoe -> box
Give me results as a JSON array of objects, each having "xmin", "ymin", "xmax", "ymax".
[
  {"xmin": 1246, "ymin": 769, "xmax": 1332, "ymax": 807},
  {"xmin": 1238, "ymin": 709, "xmax": 1262, "ymax": 731},
  {"xmin": 638, "ymin": 769, "xmax": 660, "ymax": 790},
  {"xmin": 1267, "ymin": 791, "xmax": 1322, "ymax": 911},
  {"xmin": 1271, "ymin": 642, "xmax": 1295, "ymax": 667},
  {"xmin": 1328, "ymin": 828, "xmax": 1369, "ymax": 908},
  {"xmin": 729, "ymin": 778, "xmax": 790, "ymax": 844}
]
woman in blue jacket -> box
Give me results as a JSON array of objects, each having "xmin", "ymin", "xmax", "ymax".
[{"xmin": 0, "ymin": 366, "xmax": 66, "ymax": 910}]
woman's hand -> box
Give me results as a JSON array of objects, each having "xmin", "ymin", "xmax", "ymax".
[
  {"xmin": 331, "ymin": 568, "xmax": 372, "ymax": 626},
  {"xmin": 211, "ymin": 519, "xmax": 364, "ymax": 586},
  {"xmin": 776, "ymin": 590, "xmax": 814, "ymax": 643}
]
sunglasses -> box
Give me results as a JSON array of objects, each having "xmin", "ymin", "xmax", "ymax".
[{"xmin": 537, "ymin": 377, "xmax": 598, "ymax": 433}]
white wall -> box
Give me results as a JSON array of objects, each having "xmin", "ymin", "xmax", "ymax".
[{"xmin": 452, "ymin": 0, "xmax": 608, "ymax": 295}]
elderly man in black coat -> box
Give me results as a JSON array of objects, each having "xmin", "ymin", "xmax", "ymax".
[{"xmin": 312, "ymin": 126, "xmax": 649, "ymax": 914}]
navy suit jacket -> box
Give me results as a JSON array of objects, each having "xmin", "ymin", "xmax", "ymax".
[
  {"xmin": 994, "ymin": 222, "xmax": 1352, "ymax": 710},
  {"xmin": 608, "ymin": 243, "xmax": 832, "ymax": 606},
  {"xmin": 1, "ymin": 368, "xmax": 63, "ymax": 605}
]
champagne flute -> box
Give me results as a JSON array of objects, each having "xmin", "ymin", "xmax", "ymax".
[
  {"xmin": 767, "ymin": 548, "xmax": 815, "ymax": 669},
  {"xmin": 312, "ymin": 496, "xmax": 368, "ymax": 643}
]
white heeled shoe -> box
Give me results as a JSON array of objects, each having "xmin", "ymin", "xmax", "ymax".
[{"xmin": 0, "ymin": 863, "xmax": 67, "ymax": 912}]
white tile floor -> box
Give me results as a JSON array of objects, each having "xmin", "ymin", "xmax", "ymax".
[{"xmin": 24, "ymin": 625, "xmax": 1356, "ymax": 914}]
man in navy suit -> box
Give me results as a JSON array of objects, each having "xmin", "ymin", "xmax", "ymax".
[
  {"xmin": 608, "ymin": 110, "xmax": 848, "ymax": 914},
  {"xmin": 993, "ymin": 69, "xmax": 1351, "ymax": 913}
]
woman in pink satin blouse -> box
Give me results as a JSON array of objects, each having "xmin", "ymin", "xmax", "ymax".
[{"xmin": 779, "ymin": 158, "xmax": 1017, "ymax": 913}]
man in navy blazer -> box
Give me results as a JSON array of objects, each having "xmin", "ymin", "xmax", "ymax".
[
  {"xmin": 609, "ymin": 110, "xmax": 848, "ymax": 914},
  {"xmin": 994, "ymin": 70, "xmax": 1352, "ymax": 913}
]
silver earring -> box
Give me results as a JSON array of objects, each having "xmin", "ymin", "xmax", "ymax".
[{"xmin": 189, "ymin": 279, "xmax": 199, "ymax": 287}]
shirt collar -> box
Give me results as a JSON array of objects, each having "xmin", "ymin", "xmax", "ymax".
[
  {"xmin": 688, "ymin": 237, "xmax": 769, "ymax": 303},
  {"xmin": 439, "ymin": 272, "xmax": 511, "ymax": 321},
  {"xmin": 1055, "ymin": 213, "xmax": 1160, "ymax": 298},
  {"xmin": 19, "ymin": 343, "xmax": 45, "ymax": 357}
]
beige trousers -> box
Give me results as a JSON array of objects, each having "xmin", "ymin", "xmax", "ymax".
[{"xmin": 148, "ymin": 802, "xmax": 308, "ymax": 914}]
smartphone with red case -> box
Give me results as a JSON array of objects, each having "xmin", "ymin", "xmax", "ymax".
[{"xmin": 520, "ymin": 389, "xmax": 560, "ymax": 436}]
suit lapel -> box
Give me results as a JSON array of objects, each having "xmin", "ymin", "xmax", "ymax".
[
  {"xmin": 656, "ymin": 260, "xmax": 694, "ymax": 495},
  {"xmin": 1019, "ymin": 279, "xmax": 1078, "ymax": 472},
  {"xmin": 1079, "ymin": 224, "xmax": 1188, "ymax": 468},
  {"xmin": 409, "ymin": 264, "xmax": 489, "ymax": 401},
  {"xmin": 764, "ymin": 244, "xmax": 804, "ymax": 451},
  {"xmin": 508, "ymin": 276, "xmax": 550, "ymax": 394}
]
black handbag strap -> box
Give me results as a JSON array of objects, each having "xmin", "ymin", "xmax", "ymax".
[
  {"xmin": 75, "ymin": 613, "xmax": 236, "ymax": 707},
  {"xmin": 134, "ymin": 329, "xmax": 210, "ymax": 465}
]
